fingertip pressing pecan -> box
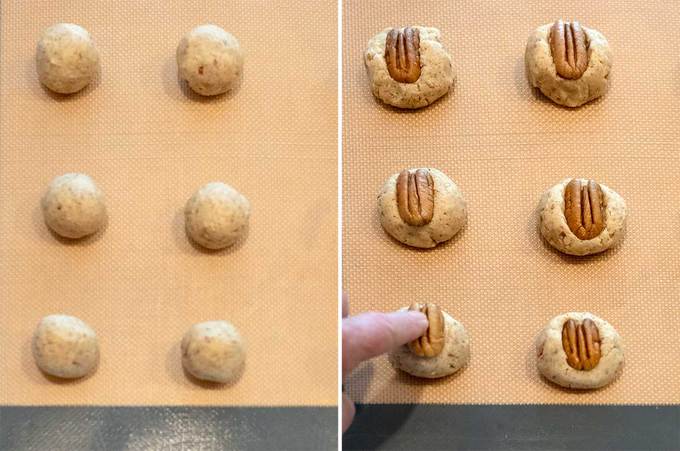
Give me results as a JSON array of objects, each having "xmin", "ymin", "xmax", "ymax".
[
  {"xmin": 408, "ymin": 302, "xmax": 445, "ymax": 357},
  {"xmin": 549, "ymin": 20, "xmax": 589, "ymax": 80},
  {"xmin": 396, "ymin": 169, "xmax": 434, "ymax": 226},
  {"xmin": 385, "ymin": 26, "xmax": 421, "ymax": 83},
  {"xmin": 564, "ymin": 179, "xmax": 605, "ymax": 240}
]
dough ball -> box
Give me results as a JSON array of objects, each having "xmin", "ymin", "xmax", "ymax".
[
  {"xmin": 536, "ymin": 312, "xmax": 624, "ymax": 389},
  {"xmin": 32, "ymin": 314, "xmax": 99, "ymax": 379},
  {"xmin": 185, "ymin": 182, "xmax": 250, "ymax": 250},
  {"xmin": 539, "ymin": 178, "xmax": 626, "ymax": 256},
  {"xmin": 176, "ymin": 24, "xmax": 244, "ymax": 96},
  {"xmin": 389, "ymin": 308, "xmax": 470, "ymax": 378},
  {"xmin": 378, "ymin": 168, "xmax": 467, "ymax": 248},
  {"xmin": 42, "ymin": 173, "xmax": 107, "ymax": 239},
  {"xmin": 36, "ymin": 23, "xmax": 100, "ymax": 94},
  {"xmin": 364, "ymin": 26, "xmax": 455, "ymax": 109},
  {"xmin": 525, "ymin": 22, "xmax": 612, "ymax": 107},
  {"xmin": 181, "ymin": 320, "xmax": 246, "ymax": 383}
]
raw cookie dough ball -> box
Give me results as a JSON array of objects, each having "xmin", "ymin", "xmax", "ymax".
[
  {"xmin": 389, "ymin": 304, "xmax": 470, "ymax": 378},
  {"xmin": 184, "ymin": 182, "xmax": 250, "ymax": 249},
  {"xmin": 36, "ymin": 23, "xmax": 100, "ymax": 94},
  {"xmin": 32, "ymin": 314, "xmax": 99, "ymax": 379},
  {"xmin": 378, "ymin": 168, "xmax": 466, "ymax": 248},
  {"xmin": 181, "ymin": 320, "xmax": 246, "ymax": 383},
  {"xmin": 364, "ymin": 26, "xmax": 455, "ymax": 109},
  {"xmin": 176, "ymin": 24, "xmax": 244, "ymax": 96},
  {"xmin": 536, "ymin": 312, "xmax": 624, "ymax": 389},
  {"xmin": 42, "ymin": 173, "xmax": 107, "ymax": 239},
  {"xmin": 539, "ymin": 178, "xmax": 626, "ymax": 256},
  {"xmin": 525, "ymin": 20, "xmax": 612, "ymax": 107}
]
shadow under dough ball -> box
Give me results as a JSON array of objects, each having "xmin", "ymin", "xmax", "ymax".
[
  {"xmin": 36, "ymin": 23, "xmax": 100, "ymax": 94},
  {"xmin": 42, "ymin": 173, "xmax": 107, "ymax": 239},
  {"xmin": 32, "ymin": 314, "xmax": 99, "ymax": 379},
  {"xmin": 176, "ymin": 24, "xmax": 244, "ymax": 96},
  {"xmin": 181, "ymin": 320, "xmax": 246, "ymax": 384}
]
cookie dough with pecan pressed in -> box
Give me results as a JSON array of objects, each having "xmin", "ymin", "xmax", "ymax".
[
  {"xmin": 32, "ymin": 314, "xmax": 99, "ymax": 379},
  {"xmin": 539, "ymin": 178, "xmax": 626, "ymax": 256},
  {"xmin": 536, "ymin": 312, "xmax": 624, "ymax": 389},
  {"xmin": 378, "ymin": 168, "xmax": 466, "ymax": 248},
  {"xmin": 525, "ymin": 20, "xmax": 612, "ymax": 107},
  {"xmin": 36, "ymin": 23, "xmax": 100, "ymax": 94},
  {"xmin": 389, "ymin": 304, "xmax": 470, "ymax": 379},
  {"xmin": 181, "ymin": 320, "xmax": 246, "ymax": 383},
  {"xmin": 177, "ymin": 24, "xmax": 244, "ymax": 96},
  {"xmin": 364, "ymin": 26, "xmax": 455, "ymax": 109}
]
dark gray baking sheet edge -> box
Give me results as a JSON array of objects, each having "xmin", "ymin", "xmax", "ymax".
[
  {"xmin": 343, "ymin": 404, "xmax": 680, "ymax": 450},
  {"xmin": 0, "ymin": 406, "xmax": 336, "ymax": 450}
]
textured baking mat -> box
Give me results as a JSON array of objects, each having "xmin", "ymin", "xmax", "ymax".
[
  {"xmin": 343, "ymin": 0, "xmax": 680, "ymax": 404},
  {"xmin": 0, "ymin": 0, "xmax": 337, "ymax": 406}
]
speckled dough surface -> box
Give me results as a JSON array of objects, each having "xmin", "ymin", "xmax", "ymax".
[
  {"xmin": 181, "ymin": 321, "xmax": 246, "ymax": 384},
  {"xmin": 539, "ymin": 178, "xmax": 626, "ymax": 256},
  {"xmin": 378, "ymin": 168, "xmax": 466, "ymax": 248},
  {"xmin": 36, "ymin": 23, "xmax": 99, "ymax": 94},
  {"xmin": 389, "ymin": 309, "xmax": 470, "ymax": 379},
  {"xmin": 525, "ymin": 23, "xmax": 612, "ymax": 107},
  {"xmin": 536, "ymin": 312, "xmax": 624, "ymax": 390},
  {"xmin": 42, "ymin": 173, "xmax": 107, "ymax": 239},
  {"xmin": 364, "ymin": 26, "xmax": 455, "ymax": 109},
  {"xmin": 32, "ymin": 314, "xmax": 99, "ymax": 379},
  {"xmin": 177, "ymin": 24, "xmax": 244, "ymax": 96},
  {"xmin": 184, "ymin": 182, "xmax": 251, "ymax": 249}
]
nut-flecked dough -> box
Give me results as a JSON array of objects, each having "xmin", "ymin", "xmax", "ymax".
[
  {"xmin": 42, "ymin": 173, "xmax": 107, "ymax": 239},
  {"xmin": 181, "ymin": 320, "xmax": 246, "ymax": 383},
  {"xmin": 36, "ymin": 23, "xmax": 100, "ymax": 94},
  {"xmin": 539, "ymin": 178, "xmax": 626, "ymax": 256},
  {"xmin": 177, "ymin": 25, "xmax": 244, "ymax": 96},
  {"xmin": 32, "ymin": 314, "xmax": 99, "ymax": 379},
  {"xmin": 364, "ymin": 26, "xmax": 455, "ymax": 109},
  {"xmin": 525, "ymin": 23, "xmax": 612, "ymax": 107},
  {"xmin": 536, "ymin": 312, "xmax": 624, "ymax": 389},
  {"xmin": 185, "ymin": 182, "xmax": 250, "ymax": 250},
  {"xmin": 389, "ymin": 308, "xmax": 470, "ymax": 378},
  {"xmin": 378, "ymin": 168, "xmax": 466, "ymax": 248}
]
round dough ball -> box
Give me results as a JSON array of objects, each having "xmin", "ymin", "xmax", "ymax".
[
  {"xmin": 539, "ymin": 178, "xmax": 626, "ymax": 256},
  {"xmin": 184, "ymin": 182, "xmax": 250, "ymax": 250},
  {"xmin": 181, "ymin": 320, "xmax": 246, "ymax": 383},
  {"xmin": 536, "ymin": 312, "xmax": 624, "ymax": 390},
  {"xmin": 42, "ymin": 173, "xmax": 107, "ymax": 239},
  {"xmin": 525, "ymin": 22, "xmax": 612, "ymax": 107},
  {"xmin": 176, "ymin": 24, "xmax": 244, "ymax": 96},
  {"xmin": 378, "ymin": 168, "xmax": 466, "ymax": 248},
  {"xmin": 389, "ymin": 308, "xmax": 470, "ymax": 378},
  {"xmin": 36, "ymin": 23, "xmax": 100, "ymax": 94},
  {"xmin": 32, "ymin": 314, "xmax": 99, "ymax": 379},
  {"xmin": 364, "ymin": 26, "xmax": 455, "ymax": 109}
]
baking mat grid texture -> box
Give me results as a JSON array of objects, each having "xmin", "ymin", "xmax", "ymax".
[
  {"xmin": 343, "ymin": 0, "xmax": 680, "ymax": 404},
  {"xmin": 0, "ymin": 1, "xmax": 337, "ymax": 406}
]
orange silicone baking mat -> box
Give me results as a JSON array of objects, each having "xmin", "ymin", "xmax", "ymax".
[
  {"xmin": 343, "ymin": 0, "xmax": 680, "ymax": 404},
  {"xmin": 0, "ymin": 0, "xmax": 337, "ymax": 406}
]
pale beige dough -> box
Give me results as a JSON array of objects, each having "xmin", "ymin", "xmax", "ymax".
[
  {"xmin": 364, "ymin": 26, "xmax": 455, "ymax": 109},
  {"xmin": 181, "ymin": 320, "xmax": 246, "ymax": 383},
  {"xmin": 42, "ymin": 173, "xmax": 107, "ymax": 239},
  {"xmin": 525, "ymin": 23, "xmax": 612, "ymax": 107},
  {"xmin": 378, "ymin": 168, "xmax": 466, "ymax": 248},
  {"xmin": 389, "ymin": 308, "xmax": 470, "ymax": 378},
  {"xmin": 536, "ymin": 312, "xmax": 624, "ymax": 390},
  {"xmin": 539, "ymin": 178, "xmax": 626, "ymax": 256},
  {"xmin": 32, "ymin": 314, "xmax": 99, "ymax": 379},
  {"xmin": 177, "ymin": 24, "xmax": 244, "ymax": 96},
  {"xmin": 36, "ymin": 23, "xmax": 100, "ymax": 94}
]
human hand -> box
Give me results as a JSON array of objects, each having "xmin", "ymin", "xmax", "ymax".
[{"xmin": 341, "ymin": 295, "xmax": 427, "ymax": 432}]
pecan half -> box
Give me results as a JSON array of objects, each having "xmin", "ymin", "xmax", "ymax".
[
  {"xmin": 385, "ymin": 27, "xmax": 421, "ymax": 83},
  {"xmin": 408, "ymin": 303, "xmax": 445, "ymax": 357},
  {"xmin": 564, "ymin": 179, "xmax": 605, "ymax": 240},
  {"xmin": 562, "ymin": 318, "xmax": 601, "ymax": 370},
  {"xmin": 549, "ymin": 20, "xmax": 589, "ymax": 80},
  {"xmin": 396, "ymin": 169, "xmax": 434, "ymax": 226}
]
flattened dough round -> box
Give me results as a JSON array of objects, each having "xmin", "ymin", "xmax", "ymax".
[{"xmin": 181, "ymin": 320, "xmax": 246, "ymax": 383}]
